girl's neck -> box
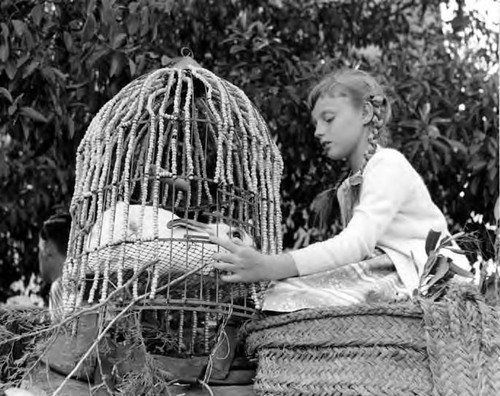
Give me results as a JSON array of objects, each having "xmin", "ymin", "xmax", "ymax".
[{"xmin": 348, "ymin": 139, "xmax": 370, "ymax": 173}]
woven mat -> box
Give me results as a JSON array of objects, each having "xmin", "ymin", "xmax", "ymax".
[
  {"xmin": 243, "ymin": 284, "xmax": 500, "ymax": 396},
  {"xmin": 420, "ymin": 285, "xmax": 500, "ymax": 396}
]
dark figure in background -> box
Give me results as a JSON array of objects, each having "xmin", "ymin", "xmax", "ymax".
[{"xmin": 38, "ymin": 213, "xmax": 71, "ymax": 320}]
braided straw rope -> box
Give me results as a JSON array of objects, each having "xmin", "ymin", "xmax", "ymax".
[
  {"xmin": 420, "ymin": 285, "xmax": 500, "ymax": 396},
  {"xmin": 244, "ymin": 284, "xmax": 500, "ymax": 396}
]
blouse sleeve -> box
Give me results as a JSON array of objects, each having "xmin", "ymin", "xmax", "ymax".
[{"xmin": 290, "ymin": 149, "xmax": 414, "ymax": 276}]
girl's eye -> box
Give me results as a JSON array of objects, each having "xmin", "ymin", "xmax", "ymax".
[{"xmin": 324, "ymin": 117, "xmax": 334, "ymax": 123}]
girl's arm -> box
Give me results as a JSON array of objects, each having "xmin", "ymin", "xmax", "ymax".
[
  {"xmin": 290, "ymin": 149, "xmax": 412, "ymax": 276},
  {"xmin": 212, "ymin": 149, "xmax": 413, "ymax": 282},
  {"xmin": 211, "ymin": 236, "xmax": 298, "ymax": 282}
]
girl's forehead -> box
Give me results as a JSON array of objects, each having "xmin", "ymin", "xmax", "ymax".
[{"xmin": 312, "ymin": 95, "xmax": 353, "ymax": 116}]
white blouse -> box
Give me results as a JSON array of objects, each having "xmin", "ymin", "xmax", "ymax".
[{"xmin": 263, "ymin": 147, "xmax": 469, "ymax": 311}]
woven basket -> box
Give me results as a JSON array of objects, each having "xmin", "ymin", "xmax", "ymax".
[{"xmin": 243, "ymin": 285, "xmax": 500, "ymax": 396}]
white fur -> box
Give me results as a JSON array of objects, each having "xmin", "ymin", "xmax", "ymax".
[
  {"xmin": 5, "ymin": 389, "xmax": 37, "ymax": 396},
  {"xmin": 86, "ymin": 202, "xmax": 254, "ymax": 251},
  {"xmin": 86, "ymin": 202, "xmax": 181, "ymax": 250}
]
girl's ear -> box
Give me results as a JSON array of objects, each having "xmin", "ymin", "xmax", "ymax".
[{"xmin": 361, "ymin": 101, "xmax": 374, "ymax": 125}]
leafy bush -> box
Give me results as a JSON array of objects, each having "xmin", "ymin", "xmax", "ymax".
[{"xmin": 0, "ymin": 0, "xmax": 497, "ymax": 300}]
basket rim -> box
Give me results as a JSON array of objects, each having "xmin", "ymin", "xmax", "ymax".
[{"xmin": 242, "ymin": 302, "xmax": 423, "ymax": 335}]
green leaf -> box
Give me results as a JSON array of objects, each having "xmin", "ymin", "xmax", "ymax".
[
  {"xmin": 63, "ymin": 31, "xmax": 73, "ymax": 51},
  {"xmin": 23, "ymin": 28, "xmax": 35, "ymax": 50},
  {"xmin": 425, "ymin": 229, "xmax": 441, "ymax": 255},
  {"xmin": 128, "ymin": 58, "xmax": 136, "ymax": 76},
  {"xmin": 48, "ymin": 66, "xmax": 67, "ymax": 82},
  {"xmin": 140, "ymin": 6, "xmax": 150, "ymax": 37},
  {"xmin": 19, "ymin": 107, "xmax": 48, "ymax": 123},
  {"xmin": 449, "ymin": 262, "xmax": 474, "ymax": 278},
  {"xmin": 11, "ymin": 20, "xmax": 25, "ymax": 36},
  {"xmin": 0, "ymin": 22, "xmax": 9, "ymax": 39},
  {"xmin": 5, "ymin": 60, "xmax": 16, "ymax": 80},
  {"xmin": 0, "ymin": 87, "xmax": 13, "ymax": 103},
  {"xmin": 22, "ymin": 60, "xmax": 39, "ymax": 79},
  {"xmin": 448, "ymin": 139, "xmax": 467, "ymax": 154},
  {"xmin": 0, "ymin": 42, "xmax": 9, "ymax": 62},
  {"xmin": 86, "ymin": 0, "xmax": 97, "ymax": 15},
  {"xmin": 432, "ymin": 117, "xmax": 451, "ymax": 125},
  {"xmin": 450, "ymin": 232, "xmax": 466, "ymax": 241},
  {"xmin": 21, "ymin": 119, "xmax": 29, "ymax": 140},
  {"xmin": 399, "ymin": 119, "xmax": 421, "ymax": 129},
  {"xmin": 419, "ymin": 102, "xmax": 431, "ymax": 122},
  {"xmin": 67, "ymin": 116, "xmax": 75, "ymax": 139},
  {"xmin": 470, "ymin": 159, "xmax": 487, "ymax": 173},
  {"xmin": 112, "ymin": 33, "xmax": 127, "ymax": 49},
  {"xmin": 127, "ymin": 14, "xmax": 140, "ymax": 36},
  {"xmin": 446, "ymin": 247, "xmax": 466, "ymax": 255},
  {"xmin": 427, "ymin": 124, "xmax": 440, "ymax": 139},
  {"xmin": 109, "ymin": 52, "xmax": 124, "ymax": 77},
  {"xmin": 82, "ymin": 13, "xmax": 97, "ymax": 42},
  {"xmin": 128, "ymin": 2, "xmax": 140, "ymax": 13},
  {"xmin": 420, "ymin": 252, "xmax": 437, "ymax": 282},
  {"xmin": 30, "ymin": 4, "xmax": 43, "ymax": 26},
  {"xmin": 17, "ymin": 52, "xmax": 30, "ymax": 68},
  {"xmin": 424, "ymin": 256, "xmax": 450, "ymax": 289},
  {"xmin": 86, "ymin": 46, "xmax": 108, "ymax": 67},
  {"xmin": 428, "ymin": 149, "xmax": 439, "ymax": 175},
  {"xmin": 230, "ymin": 44, "xmax": 245, "ymax": 54}
]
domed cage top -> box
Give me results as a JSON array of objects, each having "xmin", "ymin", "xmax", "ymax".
[{"xmin": 61, "ymin": 58, "xmax": 283, "ymax": 356}]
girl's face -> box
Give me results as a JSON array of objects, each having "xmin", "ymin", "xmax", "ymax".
[{"xmin": 311, "ymin": 94, "xmax": 367, "ymax": 163}]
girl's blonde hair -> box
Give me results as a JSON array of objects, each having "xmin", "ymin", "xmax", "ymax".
[
  {"xmin": 308, "ymin": 68, "xmax": 392, "ymax": 171},
  {"xmin": 309, "ymin": 69, "xmax": 392, "ymax": 231}
]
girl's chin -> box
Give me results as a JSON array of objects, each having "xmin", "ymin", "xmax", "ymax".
[{"xmin": 325, "ymin": 148, "xmax": 345, "ymax": 161}]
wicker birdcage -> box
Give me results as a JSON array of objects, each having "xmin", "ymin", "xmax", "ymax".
[{"xmin": 61, "ymin": 56, "xmax": 284, "ymax": 357}]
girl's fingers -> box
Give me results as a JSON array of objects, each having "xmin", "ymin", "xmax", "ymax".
[
  {"xmin": 213, "ymin": 261, "xmax": 235, "ymax": 271},
  {"xmin": 213, "ymin": 252, "xmax": 237, "ymax": 264},
  {"xmin": 232, "ymin": 237, "xmax": 244, "ymax": 246},
  {"xmin": 209, "ymin": 235, "xmax": 239, "ymax": 252},
  {"xmin": 220, "ymin": 272, "xmax": 241, "ymax": 283}
]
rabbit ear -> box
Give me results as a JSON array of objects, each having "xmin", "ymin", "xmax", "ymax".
[
  {"xmin": 167, "ymin": 218, "xmax": 189, "ymax": 229},
  {"xmin": 167, "ymin": 219, "xmax": 210, "ymax": 233}
]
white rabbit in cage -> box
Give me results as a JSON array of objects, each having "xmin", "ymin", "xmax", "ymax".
[
  {"xmin": 4, "ymin": 389, "xmax": 36, "ymax": 396},
  {"xmin": 86, "ymin": 201, "xmax": 253, "ymax": 249},
  {"xmin": 86, "ymin": 201, "xmax": 182, "ymax": 250},
  {"xmin": 84, "ymin": 201, "xmax": 255, "ymax": 275}
]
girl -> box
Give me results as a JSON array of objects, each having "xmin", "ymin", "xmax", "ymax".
[{"xmin": 211, "ymin": 69, "xmax": 470, "ymax": 312}]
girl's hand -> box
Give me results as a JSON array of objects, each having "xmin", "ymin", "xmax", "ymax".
[{"xmin": 210, "ymin": 235, "xmax": 299, "ymax": 282}]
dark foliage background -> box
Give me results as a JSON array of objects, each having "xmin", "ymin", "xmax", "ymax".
[{"xmin": 0, "ymin": 0, "xmax": 498, "ymax": 301}]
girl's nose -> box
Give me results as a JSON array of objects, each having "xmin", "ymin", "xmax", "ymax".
[{"xmin": 314, "ymin": 125, "xmax": 323, "ymax": 139}]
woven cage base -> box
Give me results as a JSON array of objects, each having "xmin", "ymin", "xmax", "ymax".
[
  {"xmin": 86, "ymin": 239, "xmax": 220, "ymax": 276},
  {"xmin": 243, "ymin": 286, "xmax": 500, "ymax": 396},
  {"xmin": 77, "ymin": 239, "xmax": 257, "ymax": 318}
]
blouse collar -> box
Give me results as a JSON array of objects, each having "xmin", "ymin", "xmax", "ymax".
[{"xmin": 346, "ymin": 145, "xmax": 382, "ymax": 187}]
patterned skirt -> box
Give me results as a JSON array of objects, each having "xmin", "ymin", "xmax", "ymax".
[{"xmin": 262, "ymin": 252, "xmax": 410, "ymax": 312}]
